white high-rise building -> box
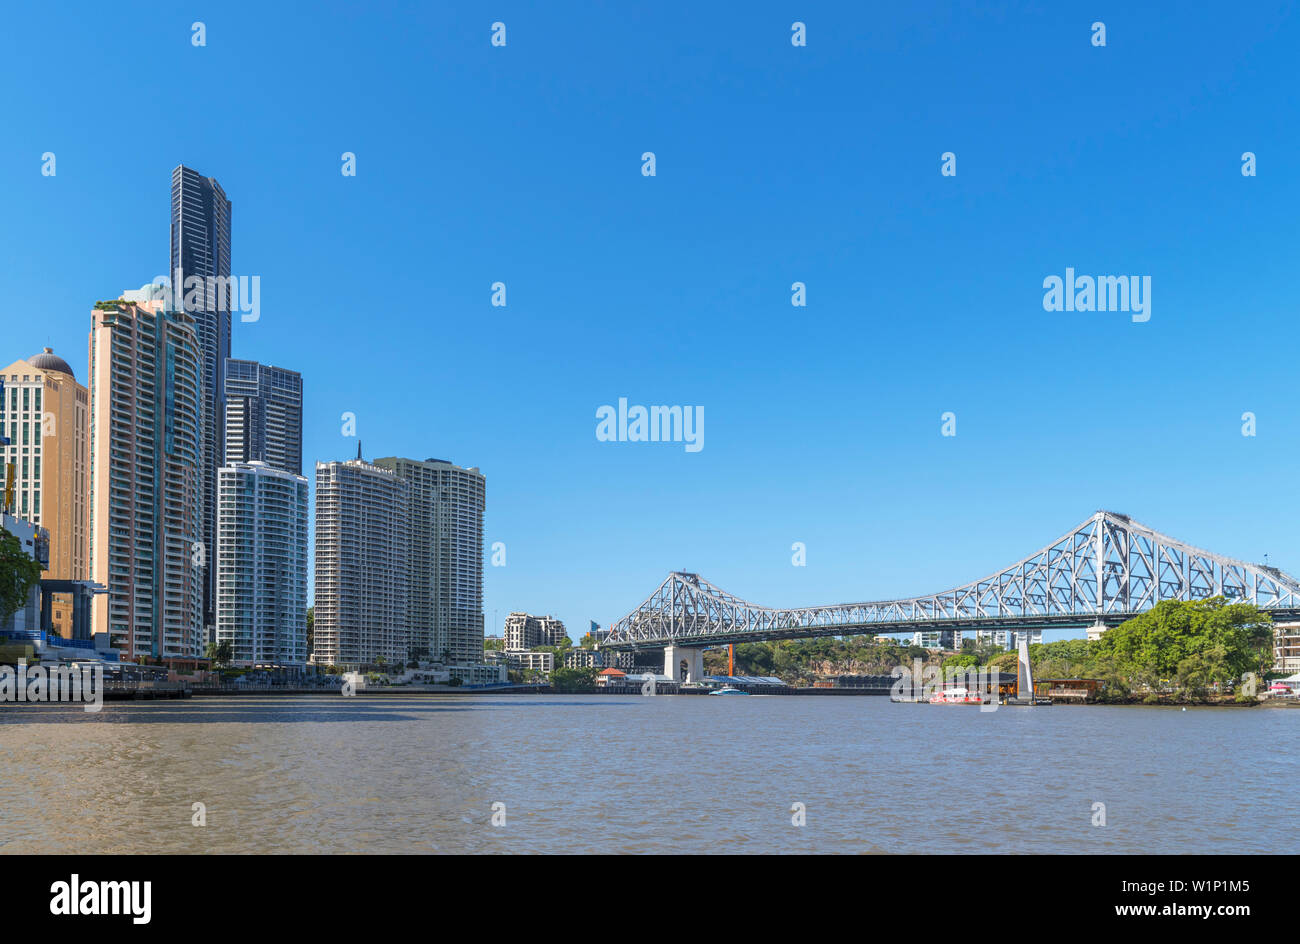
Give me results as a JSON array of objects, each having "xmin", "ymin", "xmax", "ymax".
[
  {"xmin": 913, "ymin": 629, "xmax": 962, "ymax": 650},
  {"xmin": 312, "ymin": 456, "xmax": 410, "ymax": 668},
  {"xmin": 975, "ymin": 628, "xmax": 1043, "ymax": 651},
  {"xmin": 215, "ymin": 461, "xmax": 308, "ymax": 667}
]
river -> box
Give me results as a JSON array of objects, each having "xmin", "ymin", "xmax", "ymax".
[{"xmin": 0, "ymin": 694, "xmax": 1291, "ymax": 854}]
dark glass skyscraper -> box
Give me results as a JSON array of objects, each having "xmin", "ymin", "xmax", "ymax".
[
  {"xmin": 170, "ymin": 165, "xmax": 232, "ymax": 636},
  {"xmin": 224, "ymin": 359, "xmax": 303, "ymax": 476}
]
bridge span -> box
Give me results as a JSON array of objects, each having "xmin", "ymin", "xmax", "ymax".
[{"xmin": 601, "ymin": 511, "xmax": 1300, "ymax": 682}]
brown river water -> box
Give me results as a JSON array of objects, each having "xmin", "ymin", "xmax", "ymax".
[{"xmin": 0, "ymin": 694, "xmax": 1291, "ymax": 853}]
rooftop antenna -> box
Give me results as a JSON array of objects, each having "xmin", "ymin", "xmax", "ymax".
[{"xmin": 356, "ymin": 440, "xmax": 363, "ymax": 461}]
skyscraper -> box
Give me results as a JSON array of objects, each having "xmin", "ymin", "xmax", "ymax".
[
  {"xmin": 0, "ymin": 349, "xmax": 89, "ymax": 636},
  {"xmin": 88, "ymin": 291, "xmax": 203, "ymax": 661},
  {"xmin": 313, "ymin": 456, "xmax": 409, "ymax": 667},
  {"xmin": 171, "ymin": 164, "xmax": 232, "ymax": 640},
  {"xmin": 373, "ymin": 457, "xmax": 485, "ymax": 665},
  {"xmin": 223, "ymin": 359, "xmax": 302, "ymax": 475},
  {"xmin": 215, "ymin": 461, "xmax": 309, "ymax": 667}
]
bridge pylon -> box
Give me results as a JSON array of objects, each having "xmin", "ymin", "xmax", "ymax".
[{"xmin": 664, "ymin": 645, "xmax": 704, "ymax": 684}]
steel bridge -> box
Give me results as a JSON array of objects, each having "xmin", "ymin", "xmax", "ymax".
[{"xmin": 603, "ymin": 511, "xmax": 1300, "ymax": 657}]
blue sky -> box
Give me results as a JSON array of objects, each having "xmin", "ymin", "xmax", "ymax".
[{"xmin": 5, "ymin": 1, "xmax": 1299, "ymax": 643}]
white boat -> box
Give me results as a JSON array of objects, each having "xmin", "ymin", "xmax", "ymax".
[
  {"xmin": 709, "ymin": 686, "xmax": 749, "ymax": 696},
  {"xmin": 928, "ymin": 685, "xmax": 982, "ymax": 705}
]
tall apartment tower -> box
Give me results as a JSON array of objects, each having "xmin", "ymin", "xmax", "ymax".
[
  {"xmin": 171, "ymin": 164, "xmax": 232, "ymax": 639},
  {"xmin": 216, "ymin": 461, "xmax": 309, "ymax": 667},
  {"xmin": 313, "ymin": 455, "xmax": 409, "ymax": 667},
  {"xmin": 0, "ymin": 349, "xmax": 89, "ymax": 635},
  {"xmin": 373, "ymin": 457, "xmax": 485, "ymax": 665},
  {"xmin": 88, "ymin": 293, "xmax": 204, "ymax": 661},
  {"xmin": 223, "ymin": 359, "xmax": 302, "ymax": 474}
]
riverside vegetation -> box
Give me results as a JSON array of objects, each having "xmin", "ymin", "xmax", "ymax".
[{"xmin": 714, "ymin": 598, "xmax": 1275, "ymax": 703}]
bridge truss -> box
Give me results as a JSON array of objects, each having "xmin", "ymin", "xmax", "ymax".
[{"xmin": 603, "ymin": 511, "xmax": 1300, "ymax": 649}]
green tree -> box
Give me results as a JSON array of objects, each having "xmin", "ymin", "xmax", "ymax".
[
  {"xmin": 551, "ymin": 666, "xmax": 598, "ymax": 693},
  {"xmin": 0, "ymin": 530, "xmax": 42, "ymax": 626},
  {"xmin": 1094, "ymin": 597, "xmax": 1270, "ymax": 692}
]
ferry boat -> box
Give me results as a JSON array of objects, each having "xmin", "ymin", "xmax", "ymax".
[
  {"xmin": 928, "ymin": 686, "xmax": 984, "ymax": 705},
  {"xmin": 709, "ymin": 686, "xmax": 749, "ymax": 696}
]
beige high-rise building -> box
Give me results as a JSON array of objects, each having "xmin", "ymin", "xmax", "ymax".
[
  {"xmin": 0, "ymin": 348, "xmax": 89, "ymax": 636},
  {"xmin": 88, "ymin": 292, "xmax": 204, "ymax": 662},
  {"xmin": 313, "ymin": 456, "xmax": 410, "ymax": 668},
  {"xmin": 372, "ymin": 456, "xmax": 485, "ymax": 665}
]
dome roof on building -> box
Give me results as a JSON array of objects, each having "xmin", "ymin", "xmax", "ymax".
[{"xmin": 27, "ymin": 347, "xmax": 75, "ymax": 379}]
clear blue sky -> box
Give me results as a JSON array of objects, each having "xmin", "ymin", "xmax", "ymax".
[{"xmin": 5, "ymin": 1, "xmax": 1299, "ymax": 643}]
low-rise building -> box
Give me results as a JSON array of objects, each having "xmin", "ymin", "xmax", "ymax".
[
  {"xmin": 504, "ymin": 650, "xmax": 553, "ymax": 674},
  {"xmin": 1, "ymin": 513, "xmax": 48, "ymax": 635},
  {"xmin": 1274, "ymin": 622, "xmax": 1300, "ymax": 674},
  {"xmin": 564, "ymin": 648, "xmax": 601, "ymax": 669},
  {"xmin": 563, "ymin": 647, "xmax": 636, "ymax": 670},
  {"xmin": 448, "ymin": 663, "xmax": 507, "ymax": 686},
  {"xmin": 596, "ymin": 667, "xmax": 628, "ymax": 687},
  {"xmin": 503, "ymin": 612, "xmax": 568, "ymax": 650}
]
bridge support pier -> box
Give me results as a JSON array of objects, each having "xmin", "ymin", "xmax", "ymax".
[{"xmin": 664, "ymin": 645, "xmax": 704, "ymax": 684}]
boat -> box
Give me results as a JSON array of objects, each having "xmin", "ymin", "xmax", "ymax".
[
  {"xmin": 928, "ymin": 686, "xmax": 983, "ymax": 705},
  {"xmin": 709, "ymin": 686, "xmax": 749, "ymax": 696}
]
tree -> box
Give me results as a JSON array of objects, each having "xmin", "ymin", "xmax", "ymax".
[
  {"xmin": 0, "ymin": 530, "xmax": 43, "ymax": 626},
  {"xmin": 988, "ymin": 651, "xmax": 1019, "ymax": 674},
  {"xmin": 306, "ymin": 605, "xmax": 314, "ymax": 655},
  {"xmin": 1094, "ymin": 597, "xmax": 1270, "ymax": 692},
  {"xmin": 551, "ymin": 666, "xmax": 598, "ymax": 693}
]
